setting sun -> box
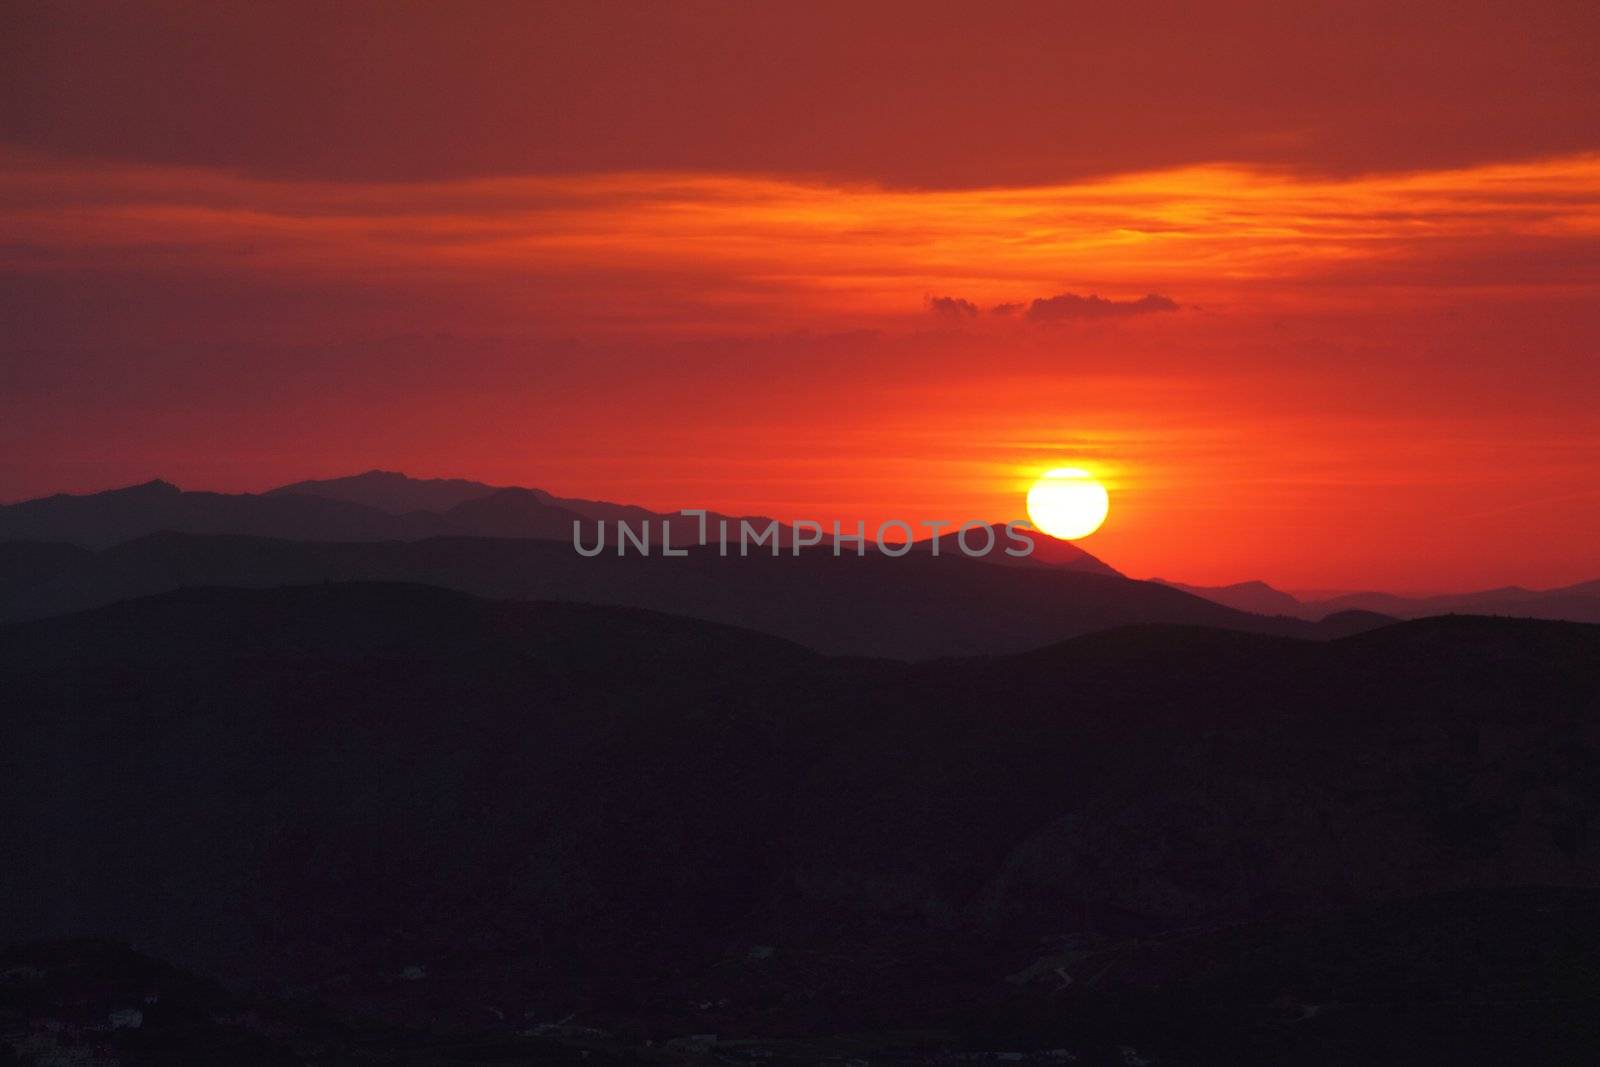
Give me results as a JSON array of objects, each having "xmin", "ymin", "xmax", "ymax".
[{"xmin": 1026, "ymin": 468, "xmax": 1110, "ymax": 541}]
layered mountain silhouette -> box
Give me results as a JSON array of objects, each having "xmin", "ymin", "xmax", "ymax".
[
  {"xmin": 267, "ymin": 468, "xmax": 507, "ymax": 513},
  {"xmin": 269, "ymin": 469, "xmax": 877, "ymax": 557},
  {"xmin": 4, "ymin": 584, "xmax": 1599, "ymax": 1062},
  {"xmin": 9, "ymin": 471, "xmax": 1594, "ymax": 668},
  {"xmin": 1162, "ymin": 576, "xmax": 1600, "ymax": 624},
  {"xmin": 1298, "ymin": 580, "xmax": 1600, "ymax": 623},
  {"xmin": 0, "ymin": 531, "xmax": 1383, "ymax": 657},
  {"xmin": 8, "ymin": 471, "xmax": 1105, "ymax": 564},
  {"xmin": 1151, "ymin": 577, "xmax": 1306, "ymax": 616},
  {"xmin": 909, "ymin": 521, "xmax": 1119, "ymax": 575},
  {"xmin": 438, "ymin": 487, "xmax": 591, "ymax": 539},
  {"xmin": 0, "ymin": 478, "xmax": 459, "ymax": 548}
]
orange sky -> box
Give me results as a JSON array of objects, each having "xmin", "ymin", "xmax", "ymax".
[{"xmin": 3, "ymin": 2, "xmax": 1598, "ymax": 590}]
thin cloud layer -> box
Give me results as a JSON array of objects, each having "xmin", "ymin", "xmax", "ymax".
[
  {"xmin": 1026, "ymin": 293, "xmax": 1180, "ymax": 321},
  {"xmin": 5, "ymin": 2, "xmax": 1596, "ymax": 186},
  {"xmin": 928, "ymin": 296, "xmax": 980, "ymax": 318},
  {"xmin": 929, "ymin": 293, "xmax": 1180, "ymax": 322},
  {"xmin": 4, "ymin": 151, "xmax": 1596, "ymax": 336}
]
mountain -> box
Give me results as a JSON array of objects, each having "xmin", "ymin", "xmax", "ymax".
[
  {"xmin": 0, "ymin": 479, "xmax": 457, "ymax": 548},
  {"xmin": 0, "ymin": 538, "xmax": 94, "ymax": 587},
  {"xmin": 1153, "ymin": 577, "xmax": 1304, "ymax": 615},
  {"xmin": 273, "ymin": 470, "xmax": 865, "ymax": 553},
  {"xmin": 266, "ymin": 468, "xmax": 504, "ymax": 513},
  {"xmin": 0, "ymin": 475, "xmax": 805, "ymax": 553},
  {"xmin": 10, "ymin": 474, "xmax": 1030, "ymax": 560},
  {"xmin": 525, "ymin": 493, "xmax": 803, "ymax": 551},
  {"xmin": 910, "ymin": 522, "xmax": 1121, "ymax": 576},
  {"xmin": 1298, "ymin": 582, "xmax": 1600, "ymax": 624},
  {"xmin": 1160, "ymin": 575, "xmax": 1600, "ymax": 625},
  {"xmin": 441, "ymin": 486, "xmax": 593, "ymax": 539},
  {"xmin": 2, "ymin": 471, "xmax": 1124, "ymax": 577},
  {"xmin": 3, "ymin": 585, "xmax": 1599, "ymax": 1062},
  {"xmin": 263, "ymin": 470, "xmax": 1125, "ymax": 568},
  {"xmin": 0, "ymin": 532, "xmax": 1382, "ymax": 657}
]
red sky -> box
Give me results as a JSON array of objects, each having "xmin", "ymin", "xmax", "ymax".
[{"xmin": 3, "ymin": 1, "xmax": 1598, "ymax": 590}]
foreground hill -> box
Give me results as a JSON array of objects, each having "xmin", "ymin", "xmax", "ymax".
[
  {"xmin": 2, "ymin": 585, "xmax": 1598, "ymax": 1063},
  {"xmin": 0, "ymin": 532, "xmax": 1378, "ymax": 657}
]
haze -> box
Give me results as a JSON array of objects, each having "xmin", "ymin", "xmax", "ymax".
[{"xmin": 4, "ymin": 0, "xmax": 1597, "ymax": 590}]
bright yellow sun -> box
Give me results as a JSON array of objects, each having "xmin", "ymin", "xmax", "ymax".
[{"xmin": 1026, "ymin": 467, "xmax": 1110, "ymax": 540}]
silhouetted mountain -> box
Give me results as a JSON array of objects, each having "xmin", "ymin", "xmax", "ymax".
[
  {"xmin": 1298, "ymin": 582, "xmax": 1600, "ymax": 624},
  {"xmin": 266, "ymin": 468, "xmax": 504, "ymax": 513},
  {"xmin": 0, "ymin": 538, "xmax": 93, "ymax": 586},
  {"xmin": 441, "ymin": 487, "xmax": 593, "ymax": 539},
  {"xmin": 910, "ymin": 522, "xmax": 1121, "ymax": 576},
  {"xmin": 8, "ymin": 474, "xmax": 1122, "ymax": 569},
  {"xmin": 0, "ymin": 532, "xmax": 1379, "ymax": 656},
  {"xmin": 0, "ymin": 475, "xmax": 811, "ymax": 557},
  {"xmin": 0, "ymin": 479, "xmax": 456, "ymax": 548},
  {"xmin": 1159, "ymin": 575, "xmax": 1600, "ymax": 626},
  {"xmin": 3, "ymin": 585, "xmax": 1598, "ymax": 1063},
  {"xmin": 262, "ymin": 470, "xmax": 1127, "ymax": 569},
  {"xmin": 1153, "ymin": 577, "xmax": 1304, "ymax": 615},
  {"xmin": 1313, "ymin": 608, "xmax": 1398, "ymax": 633},
  {"xmin": 264, "ymin": 469, "xmax": 810, "ymax": 549}
]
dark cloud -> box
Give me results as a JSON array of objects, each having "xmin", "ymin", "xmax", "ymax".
[
  {"xmin": 990, "ymin": 302, "xmax": 1024, "ymax": 316},
  {"xmin": 1026, "ymin": 293, "xmax": 1179, "ymax": 321},
  {"xmin": 3, "ymin": 3, "xmax": 1594, "ymax": 186},
  {"xmin": 927, "ymin": 295, "xmax": 979, "ymax": 318}
]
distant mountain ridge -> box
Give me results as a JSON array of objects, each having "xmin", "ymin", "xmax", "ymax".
[
  {"xmin": 909, "ymin": 522, "xmax": 1120, "ymax": 576},
  {"xmin": 0, "ymin": 470, "xmax": 1121, "ymax": 574},
  {"xmin": 1160, "ymin": 575, "xmax": 1600, "ymax": 625},
  {"xmin": 266, "ymin": 469, "xmax": 808, "ymax": 548},
  {"xmin": 7, "ymin": 473, "xmax": 1593, "ymax": 624},
  {"xmin": 1152, "ymin": 578, "xmax": 1312, "ymax": 616},
  {"xmin": 0, "ymin": 531, "xmax": 1381, "ymax": 658},
  {"xmin": 272, "ymin": 470, "xmax": 1119, "ymax": 573},
  {"xmin": 267, "ymin": 469, "xmax": 506, "ymax": 513},
  {"xmin": 0, "ymin": 478, "xmax": 458, "ymax": 548}
]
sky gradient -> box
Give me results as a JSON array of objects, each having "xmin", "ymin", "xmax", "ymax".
[{"xmin": 3, "ymin": 1, "xmax": 1598, "ymax": 590}]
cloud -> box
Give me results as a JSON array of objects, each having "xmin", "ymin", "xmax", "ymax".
[
  {"xmin": 6, "ymin": 5, "xmax": 1593, "ymax": 187},
  {"xmin": 7, "ymin": 149, "xmax": 1596, "ymax": 344},
  {"xmin": 927, "ymin": 295, "xmax": 979, "ymax": 318},
  {"xmin": 929, "ymin": 293, "xmax": 1179, "ymax": 324},
  {"xmin": 1026, "ymin": 293, "xmax": 1179, "ymax": 321}
]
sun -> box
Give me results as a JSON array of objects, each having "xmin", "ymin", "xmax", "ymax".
[{"xmin": 1026, "ymin": 468, "xmax": 1110, "ymax": 540}]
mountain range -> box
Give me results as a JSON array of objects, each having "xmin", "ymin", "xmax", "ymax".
[
  {"xmin": 5, "ymin": 472, "xmax": 1597, "ymax": 1061},
  {"xmin": 0, "ymin": 532, "xmax": 1383, "ymax": 659},
  {"xmin": 1, "ymin": 471, "xmax": 1116, "ymax": 572},
  {"xmin": 4, "ymin": 584, "xmax": 1599, "ymax": 1063},
  {"xmin": 1160, "ymin": 576, "xmax": 1600, "ymax": 625},
  {"xmin": 2, "ymin": 470, "xmax": 1593, "ymax": 656}
]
